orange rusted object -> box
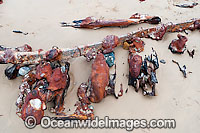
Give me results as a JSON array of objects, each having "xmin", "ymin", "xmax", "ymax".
[
  {"xmin": 169, "ymin": 34, "xmax": 188, "ymax": 54},
  {"xmin": 1, "ymin": 19, "xmax": 200, "ymax": 65},
  {"xmin": 47, "ymin": 67, "xmax": 67, "ymax": 91},
  {"xmin": 36, "ymin": 62, "xmax": 52, "ymax": 80},
  {"xmin": 45, "ymin": 48, "xmax": 62, "ymax": 61},
  {"xmin": 88, "ymin": 53, "xmax": 109, "ymax": 103},
  {"xmin": 77, "ymin": 83, "xmax": 90, "ymax": 104},
  {"xmin": 102, "ymin": 35, "xmax": 119, "ymax": 54},
  {"xmin": 20, "ymin": 90, "xmax": 46, "ymax": 125},
  {"xmin": 147, "ymin": 24, "xmax": 167, "ymax": 40},
  {"xmin": 128, "ymin": 53, "xmax": 142, "ymax": 84},
  {"xmin": 16, "ymin": 60, "xmax": 70, "ymax": 124},
  {"xmin": 61, "ymin": 13, "xmax": 161, "ymax": 29},
  {"xmin": 128, "ymin": 37, "xmax": 145, "ymax": 53}
]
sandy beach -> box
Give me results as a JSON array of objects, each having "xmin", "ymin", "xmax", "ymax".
[{"xmin": 0, "ymin": 0, "xmax": 200, "ymax": 132}]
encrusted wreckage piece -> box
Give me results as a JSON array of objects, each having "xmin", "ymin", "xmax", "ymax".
[
  {"xmin": 55, "ymin": 53, "xmax": 117, "ymax": 120},
  {"xmin": 61, "ymin": 13, "xmax": 161, "ymax": 29},
  {"xmin": 0, "ymin": 19, "xmax": 200, "ymax": 65},
  {"xmin": 15, "ymin": 53, "xmax": 70, "ymax": 124},
  {"xmin": 128, "ymin": 48, "xmax": 159, "ymax": 96},
  {"xmin": 168, "ymin": 34, "xmax": 188, "ymax": 54}
]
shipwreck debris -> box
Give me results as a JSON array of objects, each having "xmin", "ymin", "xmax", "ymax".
[
  {"xmin": 88, "ymin": 53, "xmax": 109, "ymax": 103},
  {"xmin": 187, "ymin": 49, "xmax": 195, "ymax": 58},
  {"xmin": 61, "ymin": 13, "xmax": 161, "ymax": 29},
  {"xmin": 128, "ymin": 48, "xmax": 159, "ymax": 96},
  {"xmin": 102, "ymin": 35, "xmax": 119, "ymax": 54},
  {"xmin": 147, "ymin": 24, "xmax": 167, "ymax": 40},
  {"xmin": 169, "ymin": 34, "xmax": 188, "ymax": 54},
  {"xmin": 0, "ymin": 19, "xmax": 200, "ymax": 65},
  {"xmin": 124, "ymin": 37, "xmax": 145, "ymax": 53},
  {"xmin": 172, "ymin": 60, "xmax": 187, "ymax": 78},
  {"xmin": 174, "ymin": 2, "xmax": 198, "ymax": 8},
  {"xmin": 15, "ymin": 53, "xmax": 71, "ymax": 124},
  {"xmin": 13, "ymin": 30, "xmax": 28, "ymax": 35}
]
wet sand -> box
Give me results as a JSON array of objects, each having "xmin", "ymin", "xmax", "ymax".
[{"xmin": 0, "ymin": 0, "xmax": 200, "ymax": 132}]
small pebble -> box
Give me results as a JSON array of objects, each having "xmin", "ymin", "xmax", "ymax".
[
  {"xmin": 18, "ymin": 67, "xmax": 31, "ymax": 76},
  {"xmin": 160, "ymin": 59, "xmax": 166, "ymax": 64}
]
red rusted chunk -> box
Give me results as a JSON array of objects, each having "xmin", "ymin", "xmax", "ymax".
[
  {"xmin": 73, "ymin": 101, "xmax": 94, "ymax": 119},
  {"xmin": 0, "ymin": 0, "xmax": 3, "ymax": 4},
  {"xmin": 147, "ymin": 25, "xmax": 167, "ymax": 40},
  {"xmin": 16, "ymin": 44, "xmax": 32, "ymax": 52},
  {"xmin": 77, "ymin": 83, "xmax": 90, "ymax": 104},
  {"xmin": 3, "ymin": 49, "xmax": 16, "ymax": 63},
  {"xmin": 47, "ymin": 67, "xmax": 67, "ymax": 91},
  {"xmin": 169, "ymin": 34, "xmax": 188, "ymax": 54},
  {"xmin": 45, "ymin": 48, "xmax": 62, "ymax": 61},
  {"xmin": 128, "ymin": 53, "xmax": 142, "ymax": 79},
  {"xmin": 102, "ymin": 35, "xmax": 119, "ymax": 54},
  {"xmin": 36, "ymin": 62, "xmax": 52, "ymax": 80},
  {"xmin": 129, "ymin": 37, "xmax": 145, "ymax": 53},
  {"xmin": 89, "ymin": 53, "xmax": 109, "ymax": 103},
  {"xmin": 189, "ymin": 20, "xmax": 200, "ymax": 31},
  {"xmin": 20, "ymin": 90, "xmax": 46, "ymax": 125},
  {"xmin": 23, "ymin": 71, "xmax": 36, "ymax": 85}
]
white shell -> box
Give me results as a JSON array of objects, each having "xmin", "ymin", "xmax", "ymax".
[{"xmin": 29, "ymin": 98, "xmax": 42, "ymax": 110}]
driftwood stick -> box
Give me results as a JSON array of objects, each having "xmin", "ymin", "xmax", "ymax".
[{"xmin": 0, "ymin": 19, "xmax": 199, "ymax": 65}]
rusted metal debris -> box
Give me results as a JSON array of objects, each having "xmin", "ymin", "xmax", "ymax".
[
  {"xmin": 187, "ymin": 49, "xmax": 195, "ymax": 58},
  {"xmin": 0, "ymin": 0, "xmax": 3, "ymax": 4},
  {"xmin": 174, "ymin": 2, "xmax": 198, "ymax": 8},
  {"xmin": 15, "ymin": 59, "xmax": 70, "ymax": 124},
  {"xmin": 61, "ymin": 13, "xmax": 161, "ymax": 29},
  {"xmin": 57, "ymin": 53, "xmax": 117, "ymax": 120},
  {"xmin": 172, "ymin": 60, "xmax": 187, "ymax": 78},
  {"xmin": 128, "ymin": 48, "xmax": 159, "ymax": 96},
  {"xmin": 169, "ymin": 34, "xmax": 188, "ymax": 54},
  {"xmin": 0, "ymin": 18, "xmax": 199, "ymax": 124},
  {"xmin": 1, "ymin": 19, "xmax": 199, "ymax": 65}
]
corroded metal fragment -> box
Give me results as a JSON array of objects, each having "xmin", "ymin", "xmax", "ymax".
[
  {"xmin": 20, "ymin": 90, "xmax": 46, "ymax": 125},
  {"xmin": 61, "ymin": 13, "xmax": 161, "ymax": 29},
  {"xmin": 88, "ymin": 53, "xmax": 109, "ymax": 103},
  {"xmin": 169, "ymin": 34, "xmax": 188, "ymax": 54},
  {"xmin": 102, "ymin": 35, "xmax": 119, "ymax": 54},
  {"xmin": 0, "ymin": 19, "xmax": 199, "ymax": 65}
]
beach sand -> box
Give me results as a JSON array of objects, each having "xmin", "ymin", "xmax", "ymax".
[{"xmin": 0, "ymin": 0, "xmax": 200, "ymax": 132}]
